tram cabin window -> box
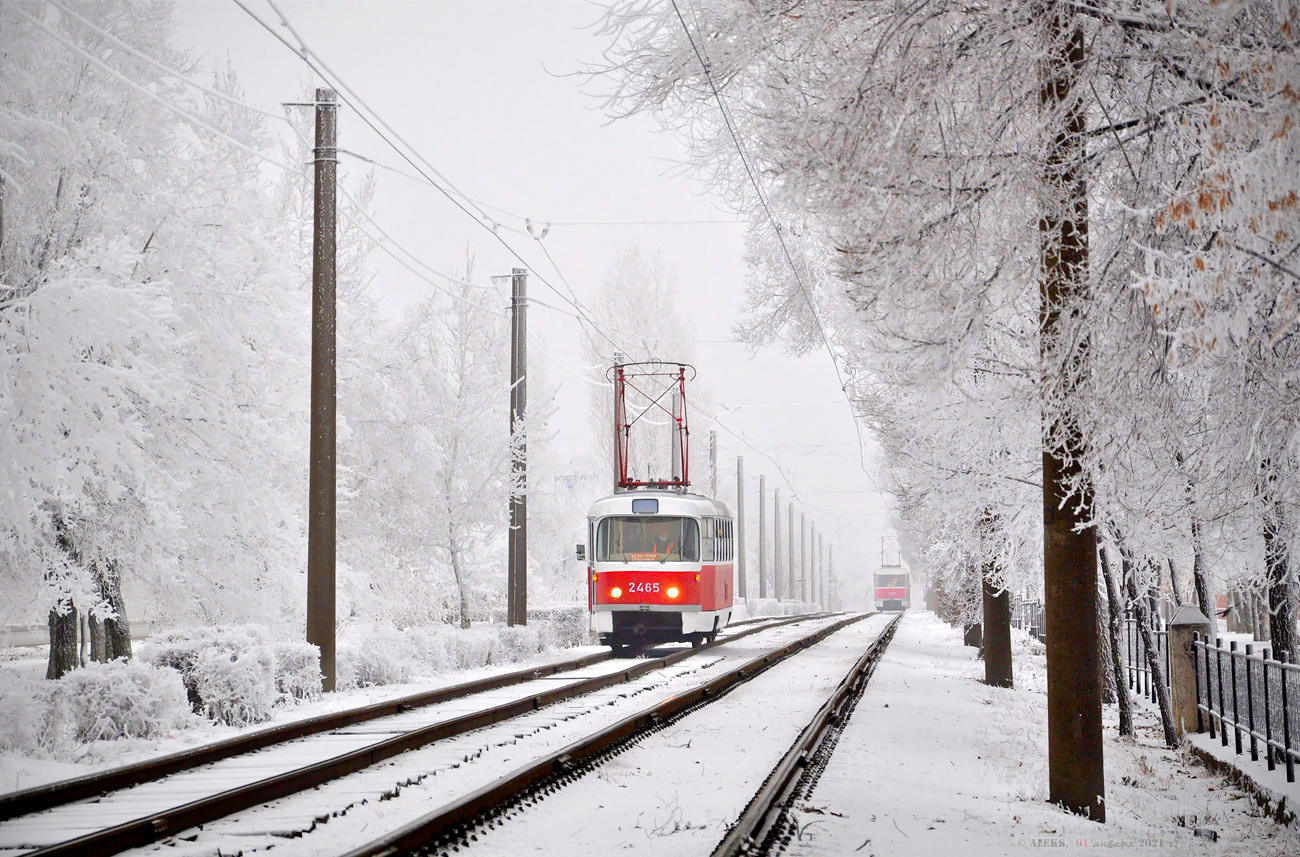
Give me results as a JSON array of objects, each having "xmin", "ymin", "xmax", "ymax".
[
  {"xmin": 876, "ymin": 573, "xmax": 908, "ymax": 588},
  {"xmin": 597, "ymin": 516, "xmax": 700, "ymax": 562}
]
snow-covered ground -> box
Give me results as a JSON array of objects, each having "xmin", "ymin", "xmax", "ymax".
[
  {"xmin": 785, "ymin": 611, "xmax": 1300, "ymax": 857},
  {"xmin": 465, "ymin": 613, "xmax": 895, "ymax": 855},
  {"xmin": 0, "ymin": 641, "xmax": 604, "ymax": 794}
]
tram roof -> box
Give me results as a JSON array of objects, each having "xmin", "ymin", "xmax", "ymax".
[{"xmin": 587, "ymin": 489, "xmax": 732, "ymax": 519}]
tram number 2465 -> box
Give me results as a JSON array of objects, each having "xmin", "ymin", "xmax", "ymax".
[{"xmin": 626, "ymin": 582, "xmax": 660, "ymax": 593}]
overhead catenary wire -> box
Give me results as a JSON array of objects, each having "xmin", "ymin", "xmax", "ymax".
[
  {"xmin": 667, "ymin": 0, "xmax": 867, "ymax": 471},
  {"xmin": 230, "ymin": 0, "xmax": 629, "ymax": 356},
  {"xmin": 30, "ymin": 0, "xmax": 867, "ymax": 540}
]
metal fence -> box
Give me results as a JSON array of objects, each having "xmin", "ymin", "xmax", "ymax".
[
  {"xmin": 1012, "ymin": 599, "xmax": 1046, "ymax": 643},
  {"xmin": 1121, "ymin": 616, "xmax": 1170, "ymax": 707},
  {"xmin": 1117, "ymin": 616, "xmax": 1300, "ymax": 782},
  {"xmin": 1194, "ymin": 633, "xmax": 1300, "ymax": 782}
]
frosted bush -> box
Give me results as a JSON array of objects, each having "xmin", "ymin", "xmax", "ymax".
[
  {"xmin": 57, "ymin": 659, "xmax": 192, "ymax": 742},
  {"xmin": 404, "ymin": 626, "xmax": 454, "ymax": 674},
  {"xmin": 270, "ymin": 642, "xmax": 322, "ymax": 703},
  {"xmin": 194, "ymin": 646, "xmax": 277, "ymax": 727},
  {"xmin": 337, "ymin": 643, "xmax": 412, "ymax": 689},
  {"xmin": 138, "ymin": 625, "xmax": 270, "ymax": 711},
  {"xmin": 498, "ymin": 626, "xmax": 544, "ymax": 661},
  {"xmin": 0, "ymin": 672, "xmax": 62, "ymax": 754}
]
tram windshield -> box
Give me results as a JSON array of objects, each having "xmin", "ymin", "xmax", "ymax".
[
  {"xmin": 596, "ymin": 516, "xmax": 700, "ymax": 563},
  {"xmin": 875, "ymin": 573, "xmax": 908, "ymax": 588}
]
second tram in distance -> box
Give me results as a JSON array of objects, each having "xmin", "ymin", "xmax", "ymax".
[{"xmin": 586, "ymin": 489, "xmax": 734, "ymax": 650}]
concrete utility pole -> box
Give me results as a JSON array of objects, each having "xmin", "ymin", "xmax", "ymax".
[
  {"xmin": 507, "ymin": 268, "xmax": 528, "ymax": 626},
  {"xmin": 758, "ymin": 475, "xmax": 767, "ymax": 599},
  {"xmin": 828, "ymin": 544, "xmax": 834, "ymax": 609},
  {"xmin": 788, "ymin": 502, "xmax": 795, "ymax": 603},
  {"xmin": 773, "ymin": 487, "xmax": 783, "ymax": 601},
  {"xmin": 735, "ymin": 457, "xmax": 747, "ymax": 599},
  {"xmin": 612, "ymin": 350, "xmax": 626, "ymax": 491},
  {"xmin": 810, "ymin": 523, "xmax": 817, "ymax": 606},
  {"xmin": 800, "ymin": 514, "xmax": 808, "ymax": 603},
  {"xmin": 708, "ymin": 430, "xmax": 718, "ymax": 497},
  {"xmin": 306, "ymin": 88, "xmax": 338, "ymax": 692}
]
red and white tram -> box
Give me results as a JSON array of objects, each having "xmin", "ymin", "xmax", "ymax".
[
  {"xmin": 586, "ymin": 490, "xmax": 734, "ymax": 649},
  {"xmin": 584, "ymin": 361, "xmax": 734, "ymax": 650}
]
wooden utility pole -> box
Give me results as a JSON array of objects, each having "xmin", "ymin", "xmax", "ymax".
[
  {"xmin": 1040, "ymin": 5, "xmax": 1104, "ymax": 820},
  {"xmin": 508, "ymin": 267, "xmax": 528, "ymax": 627},
  {"xmin": 735, "ymin": 457, "xmax": 747, "ymax": 599},
  {"xmin": 758, "ymin": 475, "xmax": 767, "ymax": 599},
  {"xmin": 306, "ymin": 87, "xmax": 338, "ymax": 692},
  {"xmin": 773, "ymin": 487, "xmax": 783, "ymax": 601}
]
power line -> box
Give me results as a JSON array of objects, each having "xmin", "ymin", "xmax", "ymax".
[
  {"xmin": 230, "ymin": 0, "xmax": 629, "ymax": 356},
  {"xmin": 667, "ymin": 0, "xmax": 867, "ymax": 471}
]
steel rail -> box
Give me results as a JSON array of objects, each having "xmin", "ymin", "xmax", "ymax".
[
  {"xmin": 337, "ymin": 612, "xmax": 877, "ymax": 857},
  {"xmin": 0, "ymin": 612, "xmax": 796, "ymax": 821},
  {"xmin": 16, "ymin": 612, "xmax": 830, "ymax": 857},
  {"xmin": 712, "ymin": 614, "xmax": 902, "ymax": 857}
]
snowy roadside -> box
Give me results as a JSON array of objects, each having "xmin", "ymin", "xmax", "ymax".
[{"xmin": 785, "ymin": 611, "xmax": 1300, "ymax": 857}]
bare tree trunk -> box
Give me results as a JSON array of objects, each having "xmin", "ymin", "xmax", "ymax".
[
  {"xmin": 45, "ymin": 601, "xmax": 79, "ymax": 679},
  {"xmin": 448, "ymin": 528, "xmax": 471, "ymax": 630},
  {"xmin": 1040, "ymin": 5, "xmax": 1104, "ymax": 820},
  {"xmin": 1099, "ymin": 547, "xmax": 1132, "ymax": 736},
  {"xmin": 1264, "ymin": 499, "xmax": 1295, "ymax": 657},
  {"xmin": 1190, "ymin": 516, "xmax": 1216, "ymax": 634},
  {"xmin": 982, "ymin": 561, "xmax": 1013, "ymax": 688},
  {"xmin": 1176, "ymin": 450, "xmax": 1215, "ymax": 634},
  {"xmin": 1096, "ymin": 580, "xmax": 1116, "ymax": 704},
  {"xmin": 77, "ymin": 611, "xmax": 89, "ymax": 667},
  {"xmin": 89, "ymin": 613, "xmax": 106, "ymax": 663},
  {"xmin": 47, "ymin": 512, "xmax": 80, "ymax": 678},
  {"xmin": 93, "ymin": 559, "xmax": 132, "ymax": 660},
  {"xmin": 1256, "ymin": 588, "xmax": 1271, "ymax": 642},
  {"xmin": 1120, "ymin": 548, "xmax": 1178, "ymax": 748},
  {"xmin": 1166, "ymin": 558, "xmax": 1183, "ymax": 608}
]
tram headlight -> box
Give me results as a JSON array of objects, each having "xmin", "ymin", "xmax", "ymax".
[
  {"xmin": 666, "ymin": 587, "xmax": 680, "ymax": 599},
  {"xmin": 610, "ymin": 586, "xmax": 622, "ymax": 599}
]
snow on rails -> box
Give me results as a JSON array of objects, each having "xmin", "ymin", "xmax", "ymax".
[{"xmin": 0, "ymin": 613, "xmax": 842, "ymax": 857}]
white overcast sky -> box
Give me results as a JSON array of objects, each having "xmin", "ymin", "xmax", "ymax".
[{"xmin": 172, "ymin": 0, "xmax": 896, "ymax": 592}]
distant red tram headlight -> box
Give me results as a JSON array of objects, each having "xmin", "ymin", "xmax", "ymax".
[
  {"xmin": 610, "ymin": 586, "xmax": 623, "ymax": 599},
  {"xmin": 666, "ymin": 587, "xmax": 680, "ymax": 599}
]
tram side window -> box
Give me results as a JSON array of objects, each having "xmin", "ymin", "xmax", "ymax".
[
  {"xmin": 597, "ymin": 516, "xmax": 700, "ymax": 562},
  {"xmin": 701, "ymin": 517, "xmax": 714, "ymax": 562}
]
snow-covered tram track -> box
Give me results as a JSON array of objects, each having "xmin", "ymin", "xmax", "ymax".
[
  {"xmin": 318, "ymin": 612, "xmax": 891, "ymax": 857},
  {"xmin": 375, "ymin": 612, "xmax": 899, "ymax": 857},
  {"xmin": 0, "ymin": 613, "xmax": 827, "ymax": 857}
]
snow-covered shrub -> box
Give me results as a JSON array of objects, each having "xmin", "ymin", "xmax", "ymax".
[
  {"xmin": 193, "ymin": 646, "xmax": 277, "ymax": 727},
  {"xmin": 138, "ymin": 625, "xmax": 270, "ymax": 711},
  {"xmin": 531, "ymin": 606, "xmax": 588, "ymax": 649},
  {"xmin": 57, "ymin": 659, "xmax": 192, "ymax": 742},
  {"xmin": 445, "ymin": 626, "xmax": 504, "ymax": 670},
  {"xmin": 403, "ymin": 627, "xmax": 454, "ymax": 675},
  {"xmin": 270, "ymin": 642, "xmax": 322, "ymax": 703},
  {"xmin": 498, "ymin": 625, "xmax": 545, "ymax": 661},
  {"xmin": 0, "ymin": 672, "xmax": 62, "ymax": 754},
  {"xmin": 337, "ymin": 642, "xmax": 412, "ymax": 689}
]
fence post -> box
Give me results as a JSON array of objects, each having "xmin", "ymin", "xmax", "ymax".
[
  {"xmin": 1169, "ymin": 606, "xmax": 1211, "ymax": 737},
  {"xmin": 1263, "ymin": 647, "xmax": 1275, "ymax": 771},
  {"xmin": 1230, "ymin": 640, "xmax": 1243, "ymax": 754},
  {"xmin": 1246, "ymin": 643, "xmax": 1258, "ymax": 761},
  {"xmin": 1217, "ymin": 638, "xmax": 1229, "ymax": 747},
  {"xmin": 1281, "ymin": 650, "xmax": 1294, "ymax": 782}
]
